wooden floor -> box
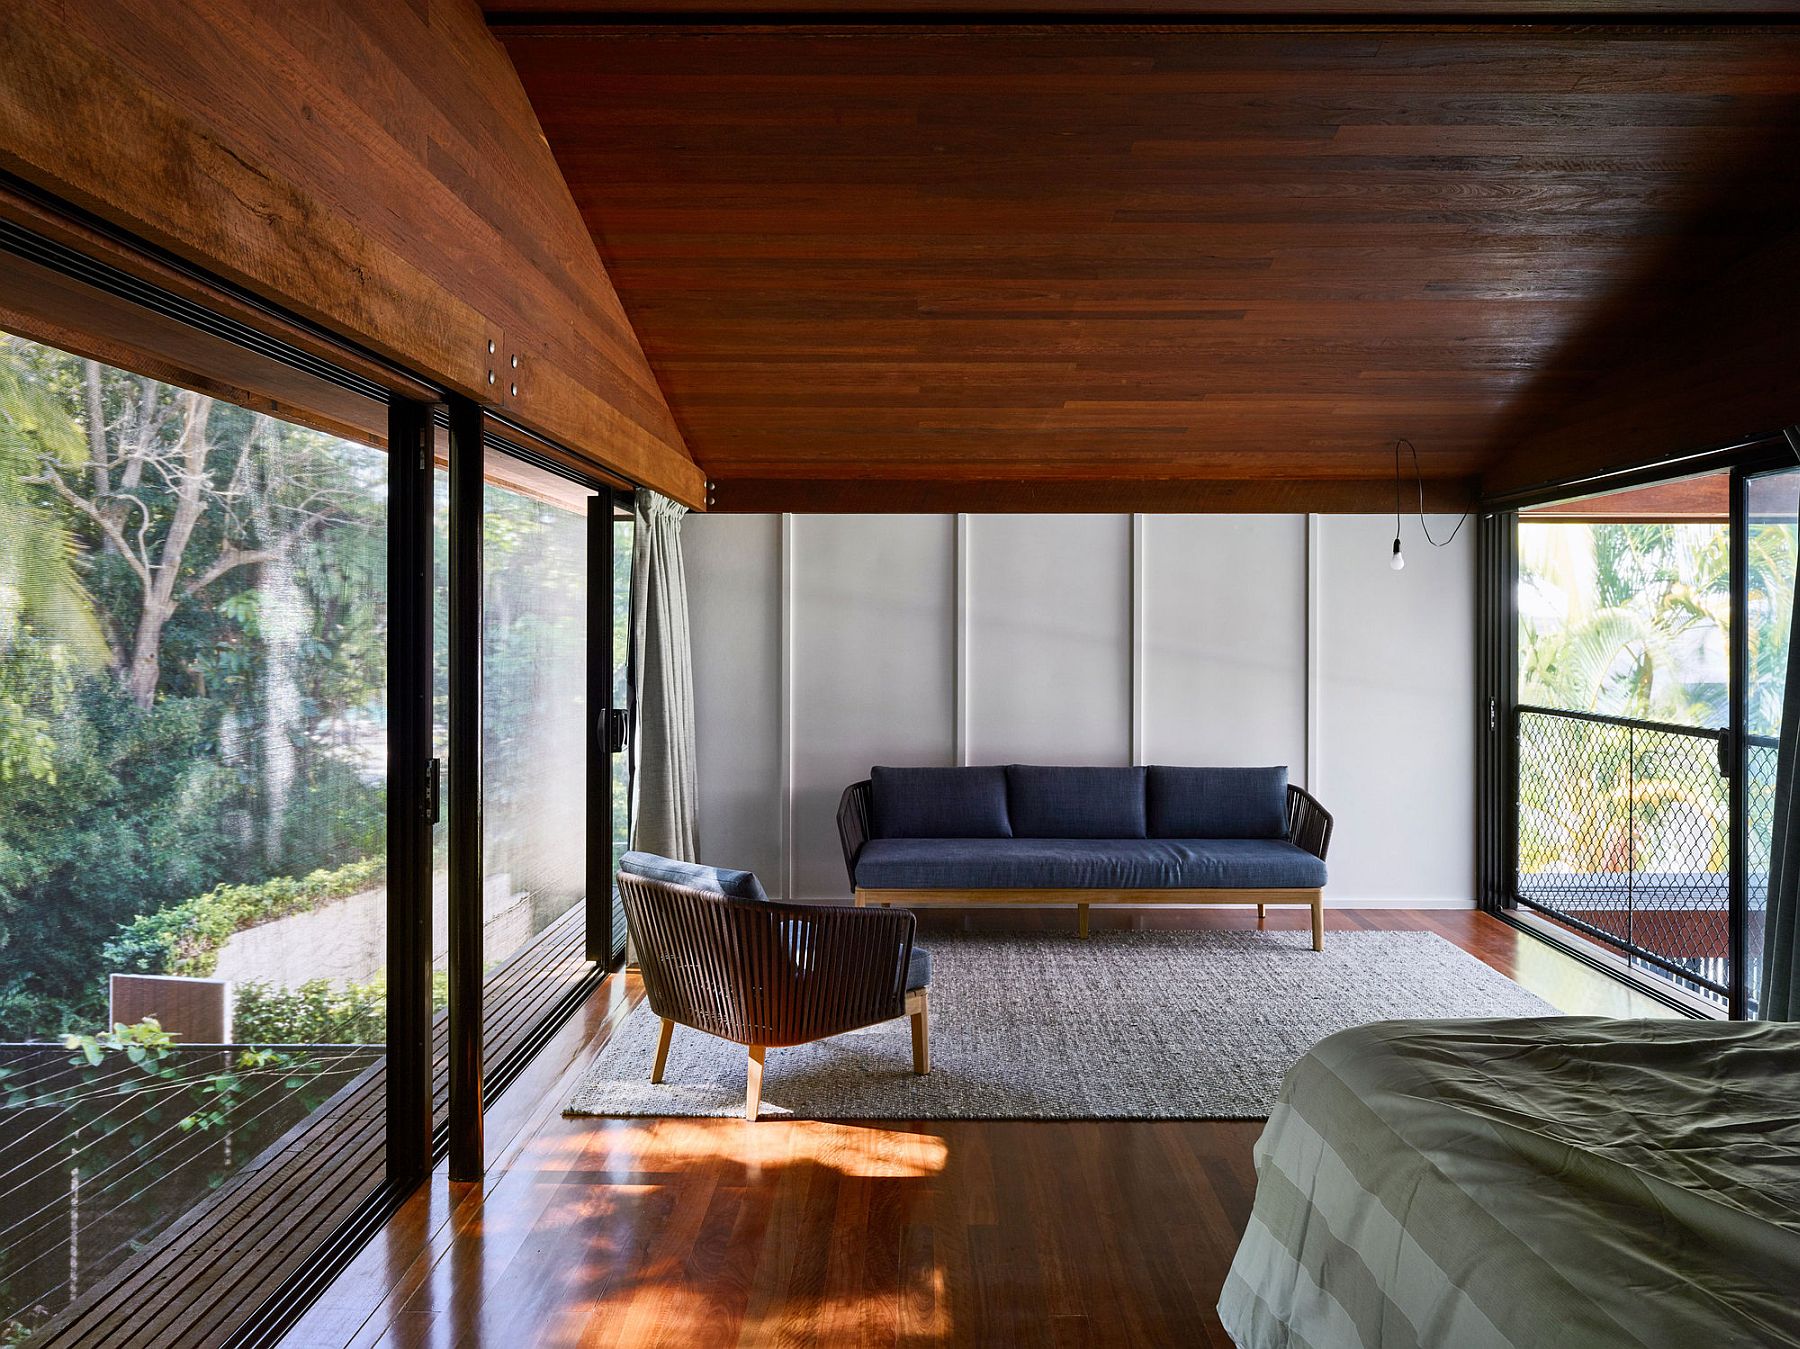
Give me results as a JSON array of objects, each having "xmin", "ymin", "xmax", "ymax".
[{"xmin": 283, "ymin": 908, "xmax": 1672, "ymax": 1349}]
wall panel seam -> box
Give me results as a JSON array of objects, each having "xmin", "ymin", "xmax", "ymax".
[
  {"xmin": 780, "ymin": 514, "xmax": 794, "ymax": 900},
  {"xmin": 1305, "ymin": 513, "xmax": 1322, "ymax": 793},
  {"xmin": 1131, "ymin": 514, "xmax": 1146, "ymax": 766}
]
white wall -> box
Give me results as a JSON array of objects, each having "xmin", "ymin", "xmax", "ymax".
[
  {"xmin": 965, "ymin": 515, "xmax": 1133, "ymax": 765},
  {"xmin": 1315, "ymin": 515, "xmax": 1475, "ymax": 902},
  {"xmin": 684, "ymin": 512, "xmax": 1474, "ymax": 906}
]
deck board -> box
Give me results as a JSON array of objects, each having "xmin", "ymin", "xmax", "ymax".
[{"xmin": 39, "ymin": 903, "xmax": 597, "ymax": 1348}]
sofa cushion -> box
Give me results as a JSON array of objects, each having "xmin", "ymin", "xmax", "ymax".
[
  {"xmin": 1147, "ymin": 766, "xmax": 1289, "ymax": 839},
  {"xmin": 1005, "ymin": 765, "xmax": 1147, "ymax": 839},
  {"xmin": 854, "ymin": 837, "xmax": 1325, "ymax": 890},
  {"xmin": 871, "ymin": 765, "xmax": 1012, "ymax": 839},
  {"xmin": 619, "ymin": 850, "xmax": 768, "ymax": 902}
]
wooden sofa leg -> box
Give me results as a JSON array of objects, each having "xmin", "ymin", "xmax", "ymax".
[
  {"xmin": 746, "ymin": 1045, "xmax": 766, "ymax": 1120},
  {"xmin": 1256, "ymin": 903, "xmax": 1266, "ymax": 921},
  {"xmin": 651, "ymin": 1017, "xmax": 675, "ymax": 1084},
  {"xmin": 1078, "ymin": 903, "xmax": 1090, "ymax": 939},
  {"xmin": 908, "ymin": 988, "xmax": 930, "ymax": 1074},
  {"xmin": 1311, "ymin": 893, "xmax": 1324, "ymax": 952}
]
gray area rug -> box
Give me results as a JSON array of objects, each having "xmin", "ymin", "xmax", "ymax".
[{"xmin": 565, "ymin": 929, "xmax": 1557, "ymax": 1121}]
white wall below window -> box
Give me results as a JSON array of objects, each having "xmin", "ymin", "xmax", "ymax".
[{"xmin": 687, "ymin": 512, "xmax": 1473, "ymax": 906}]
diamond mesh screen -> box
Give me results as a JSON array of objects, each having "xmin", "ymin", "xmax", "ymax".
[{"xmin": 1517, "ymin": 708, "xmax": 1730, "ymax": 997}]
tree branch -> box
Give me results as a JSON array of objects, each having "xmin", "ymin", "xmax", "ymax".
[
  {"xmin": 184, "ymin": 547, "xmax": 276, "ymax": 598},
  {"xmin": 26, "ymin": 464, "xmax": 152, "ymax": 589}
]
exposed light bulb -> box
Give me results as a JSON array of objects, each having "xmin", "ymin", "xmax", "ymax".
[{"xmin": 1389, "ymin": 537, "xmax": 1406, "ymax": 571}]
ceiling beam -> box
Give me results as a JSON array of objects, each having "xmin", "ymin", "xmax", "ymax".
[{"xmin": 710, "ymin": 475, "xmax": 1476, "ymax": 512}]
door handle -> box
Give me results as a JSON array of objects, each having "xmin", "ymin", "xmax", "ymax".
[{"xmin": 602, "ymin": 708, "xmax": 630, "ymax": 755}]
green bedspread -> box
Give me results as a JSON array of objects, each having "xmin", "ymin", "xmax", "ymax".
[{"xmin": 1218, "ymin": 1018, "xmax": 1800, "ymax": 1348}]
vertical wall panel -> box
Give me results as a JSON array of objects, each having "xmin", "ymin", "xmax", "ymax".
[
  {"xmin": 1140, "ymin": 515, "xmax": 1307, "ymax": 773},
  {"xmin": 965, "ymin": 514, "xmax": 1133, "ymax": 766},
  {"xmin": 791, "ymin": 515, "xmax": 957, "ymax": 900},
  {"xmin": 686, "ymin": 514, "xmax": 783, "ymax": 884},
  {"xmin": 683, "ymin": 511, "xmax": 1476, "ymax": 906},
  {"xmin": 1317, "ymin": 514, "xmax": 1475, "ymax": 902}
]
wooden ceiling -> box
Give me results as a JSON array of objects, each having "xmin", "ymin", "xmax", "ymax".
[{"xmin": 494, "ymin": 17, "xmax": 1800, "ymax": 511}]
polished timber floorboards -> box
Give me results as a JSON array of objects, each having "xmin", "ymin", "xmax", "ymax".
[{"xmin": 284, "ymin": 909, "xmax": 1671, "ymax": 1349}]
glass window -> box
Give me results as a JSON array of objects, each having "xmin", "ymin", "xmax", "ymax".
[
  {"xmin": 1519, "ymin": 508, "xmax": 1730, "ymax": 727},
  {"xmin": 480, "ymin": 450, "xmax": 593, "ymax": 1072},
  {"xmin": 1515, "ymin": 475, "xmax": 1733, "ymax": 1009},
  {"xmin": 1744, "ymin": 469, "xmax": 1799, "ymax": 1017},
  {"xmin": 0, "ymin": 331, "xmax": 387, "ymax": 1334}
]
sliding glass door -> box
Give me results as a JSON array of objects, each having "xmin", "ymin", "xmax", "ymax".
[
  {"xmin": 479, "ymin": 448, "xmax": 596, "ymax": 1077},
  {"xmin": 0, "ymin": 331, "xmax": 399, "ymax": 1337},
  {"xmin": 1505, "ymin": 453, "xmax": 1800, "ymax": 1017}
]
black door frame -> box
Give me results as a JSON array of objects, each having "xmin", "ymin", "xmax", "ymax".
[{"xmin": 1480, "ymin": 435, "xmax": 1796, "ymax": 1020}]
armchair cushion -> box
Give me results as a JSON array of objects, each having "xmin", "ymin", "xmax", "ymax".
[
  {"xmin": 619, "ymin": 850, "xmax": 768, "ymax": 902},
  {"xmin": 1146, "ymin": 766, "xmax": 1289, "ymax": 839},
  {"xmin": 871, "ymin": 765, "xmax": 1012, "ymax": 839},
  {"xmin": 906, "ymin": 946, "xmax": 932, "ymax": 992},
  {"xmin": 1006, "ymin": 765, "xmax": 1148, "ymax": 838}
]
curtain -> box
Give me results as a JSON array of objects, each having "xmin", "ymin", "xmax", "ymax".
[
  {"xmin": 1761, "ymin": 461, "xmax": 1800, "ymax": 1018},
  {"xmin": 629, "ymin": 488, "xmax": 699, "ymax": 862}
]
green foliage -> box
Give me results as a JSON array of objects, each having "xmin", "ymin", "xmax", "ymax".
[
  {"xmin": 0, "ymin": 341, "xmax": 106, "ymax": 665},
  {"xmin": 0, "ymin": 683, "xmax": 236, "ymax": 1039},
  {"xmin": 0, "ymin": 334, "xmax": 395, "ymax": 1042},
  {"xmin": 232, "ymin": 970, "xmax": 449, "ymax": 1045},
  {"xmin": 1517, "ymin": 515, "xmax": 1793, "ymax": 884},
  {"xmin": 103, "ymin": 857, "xmax": 385, "ymax": 980}
]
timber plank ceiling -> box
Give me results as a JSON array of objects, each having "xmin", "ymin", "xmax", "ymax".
[{"xmin": 493, "ymin": 18, "xmax": 1800, "ymax": 511}]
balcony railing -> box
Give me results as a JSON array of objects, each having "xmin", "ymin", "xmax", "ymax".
[{"xmin": 1515, "ymin": 705, "xmax": 1775, "ymax": 1007}]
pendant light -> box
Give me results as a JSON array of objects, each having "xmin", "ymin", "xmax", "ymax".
[{"xmin": 1388, "ymin": 439, "xmax": 1469, "ymax": 571}]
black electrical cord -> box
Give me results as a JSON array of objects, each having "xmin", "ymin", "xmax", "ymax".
[{"xmin": 1394, "ymin": 438, "xmax": 1470, "ymax": 548}]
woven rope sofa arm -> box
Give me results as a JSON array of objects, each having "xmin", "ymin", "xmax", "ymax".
[
  {"xmin": 1286, "ymin": 783, "xmax": 1335, "ymax": 861},
  {"xmin": 837, "ymin": 779, "xmax": 873, "ymax": 888}
]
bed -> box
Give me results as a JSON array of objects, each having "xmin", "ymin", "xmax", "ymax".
[{"xmin": 1219, "ymin": 1017, "xmax": 1800, "ymax": 1348}]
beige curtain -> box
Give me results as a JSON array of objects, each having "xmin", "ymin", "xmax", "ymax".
[{"xmin": 629, "ymin": 489, "xmax": 699, "ymax": 861}]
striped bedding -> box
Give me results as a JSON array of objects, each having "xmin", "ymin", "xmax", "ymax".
[{"xmin": 1219, "ymin": 1017, "xmax": 1800, "ymax": 1349}]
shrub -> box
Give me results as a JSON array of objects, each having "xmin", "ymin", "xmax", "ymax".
[
  {"xmin": 0, "ymin": 682, "xmax": 237, "ymax": 1039},
  {"xmin": 231, "ymin": 970, "xmax": 448, "ymax": 1045},
  {"xmin": 103, "ymin": 857, "xmax": 385, "ymax": 979}
]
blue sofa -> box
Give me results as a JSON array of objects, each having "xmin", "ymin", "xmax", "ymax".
[{"xmin": 836, "ymin": 765, "xmax": 1334, "ymax": 947}]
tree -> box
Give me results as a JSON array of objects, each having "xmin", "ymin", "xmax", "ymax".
[{"xmin": 25, "ymin": 373, "xmax": 355, "ymax": 709}]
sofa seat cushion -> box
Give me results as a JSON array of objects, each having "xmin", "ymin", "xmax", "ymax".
[
  {"xmin": 854, "ymin": 838, "xmax": 1326, "ymax": 891},
  {"xmin": 905, "ymin": 946, "xmax": 931, "ymax": 991},
  {"xmin": 620, "ymin": 850, "xmax": 768, "ymax": 902}
]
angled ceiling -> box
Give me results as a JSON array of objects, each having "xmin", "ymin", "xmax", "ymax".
[{"xmin": 492, "ymin": 15, "xmax": 1800, "ymax": 510}]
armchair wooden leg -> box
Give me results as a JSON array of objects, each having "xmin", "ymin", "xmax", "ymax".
[
  {"xmin": 1311, "ymin": 892, "xmax": 1324, "ymax": 952},
  {"xmin": 651, "ymin": 1017, "xmax": 675, "ymax": 1084},
  {"xmin": 1077, "ymin": 903, "xmax": 1090, "ymax": 939},
  {"xmin": 906, "ymin": 988, "xmax": 930, "ymax": 1075},
  {"xmin": 1256, "ymin": 903, "xmax": 1266, "ymax": 921},
  {"xmin": 746, "ymin": 1045, "xmax": 766, "ymax": 1121}
]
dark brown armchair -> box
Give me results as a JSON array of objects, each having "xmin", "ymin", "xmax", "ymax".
[{"xmin": 618, "ymin": 853, "xmax": 931, "ymax": 1120}]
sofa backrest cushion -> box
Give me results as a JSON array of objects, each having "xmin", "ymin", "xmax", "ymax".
[
  {"xmin": 1005, "ymin": 765, "xmax": 1148, "ymax": 839},
  {"xmin": 871, "ymin": 765, "xmax": 1012, "ymax": 839},
  {"xmin": 620, "ymin": 850, "xmax": 769, "ymax": 902},
  {"xmin": 1147, "ymin": 766, "xmax": 1289, "ymax": 839}
]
